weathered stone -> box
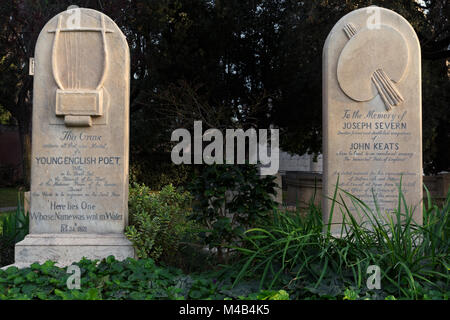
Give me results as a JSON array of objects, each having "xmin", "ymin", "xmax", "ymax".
[
  {"xmin": 13, "ymin": 7, "xmax": 134, "ymax": 267},
  {"xmin": 273, "ymin": 172, "xmax": 283, "ymax": 206},
  {"xmin": 285, "ymin": 172, "xmax": 322, "ymax": 209},
  {"xmin": 15, "ymin": 234, "xmax": 134, "ymax": 267},
  {"xmin": 24, "ymin": 191, "xmax": 30, "ymax": 215},
  {"xmin": 322, "ymin": 6, "xmax": 422, "ymax": 234}
]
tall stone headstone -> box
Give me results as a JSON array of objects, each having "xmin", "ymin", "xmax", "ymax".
[
  {"xmin": 15, "ymin": 8, "xmax": 134, "ymax": 266},
  {"xmin": 322, "ymin": 6, "xmax": 422, "ymax": 234}
]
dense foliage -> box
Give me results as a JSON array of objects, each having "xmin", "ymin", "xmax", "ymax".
[
  {"xmin": 126, "ymin": 184, "xmax": 198, "ymax": 267},
  {"xmin": 188, "ymin": 164, "xmax": 277, "ymax": 262},
  {"xmin": 1, "ymin": 186, "xmax": 448, "ymax": 300},
  {"xmin": 0, "ymin": 256, "xmax": 289, "ymax": 300},
  {"xmin": 231, "ymin": 186, "xmax": 450, "ymax": 300}
]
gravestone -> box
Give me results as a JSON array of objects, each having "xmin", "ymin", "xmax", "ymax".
[
  {"xmin": 322, "ymin": 6, "xmax": 422, "ymax": 234},
  {"xmin": 14, "ymin": 7, "xmax": 134, "ymax": 266}
]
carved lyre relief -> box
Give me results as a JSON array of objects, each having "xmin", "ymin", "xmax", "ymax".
[
  {"xmin": 48, "ymin": 13, "xmax": 112, "ymax": 126},
  {"xmin": 337, "ymin": 23, "xmax": 409, "ymax": 111}
]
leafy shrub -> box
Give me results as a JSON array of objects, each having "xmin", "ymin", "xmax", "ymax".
[
  {"xmin": 125, "ymin": 183, "xmax": 198, "ymax": 266},
  {"xmin": 129, "ymin": 157, "xmax": 191, "ymax": 190},
  {"xmin": 0, "ymin": 256, "xmax": 288, "ymax": 300},
  {"xmin": 188, "ymin": 164, "xmax": 277, "ymax": 262}
]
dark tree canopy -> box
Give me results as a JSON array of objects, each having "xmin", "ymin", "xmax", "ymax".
[{"xmin": 0, "ymin": 0, "xmax": 448, "ymax": 187}]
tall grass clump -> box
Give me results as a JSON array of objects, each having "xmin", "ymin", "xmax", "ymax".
[
  {"xmin": 0, "ymin": 192, "xmax": 29, "ymax": 267},
  {"xmin": 231, "ymin": 182, "xmax": 449, "ymax": 300}
]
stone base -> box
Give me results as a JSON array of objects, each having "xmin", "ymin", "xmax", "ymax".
[{"xmin": 11, "ymin": 233, "xmax": 135, "ymax": 268}]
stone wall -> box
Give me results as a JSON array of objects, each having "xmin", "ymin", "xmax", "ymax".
[
  {"xmin": 285, "ymin": 172, "xmax": 449, "ymax": 209},
  {"xmin": 285, "ymin": 172, "xmax": 322, "ymax": 209},
  {"xmin": 279, "ymin": 151, "xmax": 323, "ymax": 173},
  {"xmin": 423, "ymin": 174, "xmax": 450, "ymax": 206}
]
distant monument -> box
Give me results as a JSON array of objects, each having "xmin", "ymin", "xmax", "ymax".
[
  {"xmin": 322, "ymin": 6, "xmax": 422, "ymax": 234},
  {"xmin": 14, "ymin": 7, "xmax": 134, "ymax": 266}
]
